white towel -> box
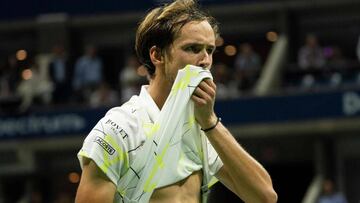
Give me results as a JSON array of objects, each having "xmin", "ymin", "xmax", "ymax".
[{"xmin": 119, "ymin": 65, "xmax": 216, "ymax": 202}]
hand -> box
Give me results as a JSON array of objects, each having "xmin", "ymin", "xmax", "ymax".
[{"xmin": 191, "ymin": 79, "xmax": 218, "ymax": 129}]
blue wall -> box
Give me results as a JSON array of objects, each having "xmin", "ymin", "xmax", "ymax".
[{"xmin": 1, "ymin": 90, "xmax": 360, "ymax": 139}]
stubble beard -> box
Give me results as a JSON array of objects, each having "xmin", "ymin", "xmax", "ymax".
[{"xmin": 164, "ymin": 64, "xmax": 179, "ymax": 87}]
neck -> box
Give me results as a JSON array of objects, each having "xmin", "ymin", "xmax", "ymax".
[{"xmin": 147, "ymin": 73, "xmax": 172, "ymax": 110}]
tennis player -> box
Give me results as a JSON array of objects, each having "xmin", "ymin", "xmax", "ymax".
[{"xmin": 76, "ymin": 0, "xmax": 277, "ymax": 202}]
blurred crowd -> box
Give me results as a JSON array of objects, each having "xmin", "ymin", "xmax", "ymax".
[
  {"xmin": 1, "ymin": 34, "xmax": 360, "ymax": 114},
  {"xmin": 284, "ymin": 34, "xmax": 360, "ymax": 92},
  {"xmin": 0, "ymin": 44, "xmax": 148, "ymax": 114}
]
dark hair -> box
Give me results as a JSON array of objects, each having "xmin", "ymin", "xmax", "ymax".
[{"xmin": 135, "ymin": 0, "xmax": 219, "ymax": 76}]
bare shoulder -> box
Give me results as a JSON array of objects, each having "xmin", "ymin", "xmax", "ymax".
[{"xmin": 76, "ymin": 158, "xmax": 116, "ymax": 203}]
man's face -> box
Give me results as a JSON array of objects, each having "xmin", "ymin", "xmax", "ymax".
[{"xmin": 162, "ymin": 20, "xmax": 216, "ymax": 83}]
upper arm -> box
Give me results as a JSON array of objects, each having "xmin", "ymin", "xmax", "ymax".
[{"xmin": 76, "ymin": 158, "xmax": 117, "ymax": 203}]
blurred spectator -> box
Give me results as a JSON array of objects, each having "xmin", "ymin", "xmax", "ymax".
[
  {"xmin": 325, "ymin": 46, "xmax": 348, "ymax": 88},
  {"xmin": 16, "ymin": 62, "xmax": 53, "ymax": 111},
  {"xmin": 298, "ymin": 34, "xmax": 325, "ymax": 69},
  {"xmin": 48, "ymin": 44, "xmax": 73, "ymax": 104},
  {"xmin": 73, "ymin": 45, "xmax": 103, "ymax": 103},
  {"xmin": 328, "ymin": 72, "xmax": 342, "ymax": 88},
  {"xmin": 90, "ymin": 82, "xmax": 119, "ymax": 107},
  {"xmin": 0, "ymin": 55, "xmax": 21, "ymax": 98},
  {"xmin": 300, "ymin": 74, "xmax": 316, "ymax": 89},
  {"xmin": 234, "ymin": 43, "xmax": 262, "ymax": 92},
  {"xmin": 317, "ymin": 179, "xmax": 348, "ymax": 203},
  {"xmin": 212, "ymin": 63, "xmax": 239, "ymax": 99},
  {"xmin": 119, "ymin": 55, "xmax": 146, "ymax": 102}
]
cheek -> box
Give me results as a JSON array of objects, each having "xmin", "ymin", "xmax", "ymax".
[
  {"xmin": 172, "ymin": 54, "xmax": 191, "ymax": 68},
  {"xmin": 179, "ymin": 53, "xmax": 199, "ymax": 66}
]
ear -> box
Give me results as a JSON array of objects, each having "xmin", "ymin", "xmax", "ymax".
[{"xmin": 149, "ymin": 46, "xmax": 164, "ymax": 67}]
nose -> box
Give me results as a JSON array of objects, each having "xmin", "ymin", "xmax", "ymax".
[{"xmin": 198, "ymin": 51, "xmax": 212, "ymax": 69}]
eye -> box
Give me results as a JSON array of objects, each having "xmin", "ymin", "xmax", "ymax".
[
  {"xmin": 206, "ymin": 47, "xmax": 215, "ymax": 54},
  {"xmin": 185, "ymin": 45, "xmax": 202, "ymax": 53}
]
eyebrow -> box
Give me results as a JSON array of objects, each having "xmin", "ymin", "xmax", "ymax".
[{"xmin": 182, "ymin": 43, "xmax": 216, "ymax": 50}]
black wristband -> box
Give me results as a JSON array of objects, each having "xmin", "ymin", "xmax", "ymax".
[{"xmin": 201, "ymin": 117, "xmax": 221, "ymax": 132}]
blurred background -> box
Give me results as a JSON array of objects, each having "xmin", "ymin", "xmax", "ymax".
[{"xmin": 1, "ymin": 0, "xmax": 360, "ymax": 202}]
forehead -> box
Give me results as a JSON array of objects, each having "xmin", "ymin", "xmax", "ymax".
[{"xmin": 173, "ymin": 20, "xmax": 216, "ymax": 46}]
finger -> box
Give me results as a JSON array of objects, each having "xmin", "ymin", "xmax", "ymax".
[
  {"xmin": 193, "ymin": 87, "xmax": 213, "ymax": 102},
  {"xmin": 201, "ymin": 79, "xmax": 216, "ymax": 91},
  {"xmin": 204, "ymin": 78, "xmax": 216, "ymax": 89},
  {"xmin": 198, "ymin": 81, "xmax": 216, "ymax": 98},
  {"xmin": 191, "ymin": 94, "xmax": 206, "ymax": 106}
]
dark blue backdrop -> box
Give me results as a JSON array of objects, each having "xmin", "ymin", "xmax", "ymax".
[
  {"xmin": 1, "ymin": 90, "xmax": 360, "ymax": 139},
  {"xmin": 0, "ymin": 0, "xmax": 259, "ymax": 20}
]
